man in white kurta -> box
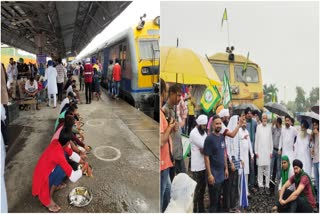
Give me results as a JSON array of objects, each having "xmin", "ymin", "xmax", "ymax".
[
  {"xmin": 279, "ymin": 116, "xmax": 298, "ymax": 164},
  {"xmin": 255, "ymin": 114, "xmax": 273, "ymax": 193},
  {"xmin": 294, "ymin": 120, "xmax": 312, "ymax": 175},
  {"xmin": 45, "ymin": 60, "xmax": 58, "ymax": 108}
]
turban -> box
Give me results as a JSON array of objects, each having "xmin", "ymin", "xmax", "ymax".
[
  {"xmin": 292, "ymin": 159, "xmax": 303, "ymax": 169},
  {"xmin": 300, "ymin": 119, "xmax": 309, "ymax": 129},
  {"xmin": 218, "ymin": 109, "xmax": 230, "ymax": 118},
  {"xmin": 19, "ymin": 58, "xmax": 24, "ymax": 63},
  {"xmin": 47, "ymin": 60, "xmax": 53, "ymax": 66},
  {"xmin": 196, "ymin": 115, "xmax": 208, "ymax": 125},
  {"xmin": 91, "ymin": 58, "xmax": 96, "ymax": 64}
]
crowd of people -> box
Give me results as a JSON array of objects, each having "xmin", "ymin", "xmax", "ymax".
[{"xmin": 160, "ymin": 78, "xmax": 319, "ymax": 213}]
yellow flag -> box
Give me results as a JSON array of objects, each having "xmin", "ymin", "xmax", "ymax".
[
  {"xmin": 200, "ymin": 86, "xmax": 221, "ymax": 113},
  {"xmin": 221, "ymin": 8, "xmax": 228, "ymax": 27},
  {"xmin": 242, "ymin": 52, "xmax": 250, "ymax": 76}
]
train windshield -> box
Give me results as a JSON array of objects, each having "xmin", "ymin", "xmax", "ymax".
[
  {"xmin": 234, "ymin": 65, "xmax": 259, "ymax": 83},
  {"xmin": 211, "ymin": 63, "xmax": 230, "ymax": 81},
  {"xmin": 139, "ymin": 39, "xmax": 160, "ymax": 60}
]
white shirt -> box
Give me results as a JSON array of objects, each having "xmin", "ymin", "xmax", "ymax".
[
  {"xmin": 66, "ymin": 85, "xmax": 75, "ymax": 96},
  {"xmin": 190, "ymin": 127, "xmax": 207, "ymax": 172},
  {"xmin": 45, "ymin": 66, "xmax": 58, "ymax": 94},
  {"xmin": 7, "ymin": 63, "xmax": 18, "ymax": 81},
  {"xmin": 59, "ymin": 97, "xmax": 70, "ymax": 113},
  {"xmin": 255, "ymin": 123, "xmax": 273, "ymax": 166},
  {"xmin": 279, "ymin": 126, "xmax": 298, "ymax": 162},
  {"xmin": 25, "ymin": 80, "xmax": 38, "ymax": 92}
]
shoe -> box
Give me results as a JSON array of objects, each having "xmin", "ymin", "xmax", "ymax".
[
  {"xmin": 265, "ymin": 188, "xmax": 270, "ymax": 195},
  {"xmin": 258, "ymin": 187, "xmax": 264, "ymax": 194}
]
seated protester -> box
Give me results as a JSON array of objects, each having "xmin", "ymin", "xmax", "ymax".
[
  {"xmin": 52, "ymin": 116, "xmax": 89, "ymax": 170},
  {"xmin": 66, "ymin": 80, "xmax": 76, "ymax": 97},
  {"xmin": 64, "ymin": 75, "xmax": 73, "ymax": 91},
  {"xmin": 273, "ymin": 159, "xmax": 316, "ymax": 213},
  {"xmin": 55, "ymin": 113, "xmax": 90, "ymax": 153},
  {"xmin": 36, "ymin": 75, "xmax": 45, "ymax": 104},
  {"xmin": 59, "ymin": 92, "xmax": 75, "ymax": 114},
  {"xmin": 278, "ymin": 155, "xmax": 295, "ymax": 192},
  {"xmin": 25, "ymin": 77, "xmax": 40, "ymax": 110},
  {"xmin": 55, "ymin": 105, "xmax": 76, "ymax": 132},
  {"xmin": 60, "ymin": 98, "xmax": 77, "ymax": 116},
  {"xmin": 32, "ymin": 128, "xmax": 90, "ymax": 212}
]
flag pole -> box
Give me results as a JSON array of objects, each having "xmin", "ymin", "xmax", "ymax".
[{"xmin": 227, "ymin": 20, "xmax": 230, "ymax": 47}]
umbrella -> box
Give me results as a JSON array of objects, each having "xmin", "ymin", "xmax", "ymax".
[
  {"xmin": 297, "ymin": 112, "xmax": 319, "ymax": 128},
  {"xmin": 311, "ymin": 105, "xmax": 319, "ymax": 114},
  {"xmin": 264, "ymin": 102, "xmax": 292, "ymax": 117},
  {"xmin": 240, "ymin": 168, "xmax": 249, "ymax": 208},
  {"xmin": 160, "ymin": 46, "xmax": 221, "ymax": 86},
  {"xmin": 233, "ymin": 103, "xmax": 260, "ymax": 115}
]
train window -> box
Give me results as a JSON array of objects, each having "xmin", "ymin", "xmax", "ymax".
[
  {"xmin": 234, "ymin": 65, "xmax": 259, "ymax": 83},
  {"xmin": 139, "ymin": 39, "xmax": 160, "ymax": 60},
  {"xmin": 211, "ymin": 63, "xmax": 230, "ymax": 81}
]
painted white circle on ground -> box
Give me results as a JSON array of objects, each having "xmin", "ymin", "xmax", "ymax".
[
  {"xmin": 93, "ymin": 146, "xmax": 121, "ymax": 162},
  {"xmin": 86, "ymin": 119, "xmax": 105, "ymax": 127}
]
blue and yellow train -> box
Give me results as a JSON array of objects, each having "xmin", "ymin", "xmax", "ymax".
[{"xmin": 82, "ymin": 16, "xmax": 160, "ymax": 115}]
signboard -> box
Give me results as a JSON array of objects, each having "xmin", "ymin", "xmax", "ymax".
[{"xmin": 36, "ymin": 54, "xmax": 46, "ymax": 65}]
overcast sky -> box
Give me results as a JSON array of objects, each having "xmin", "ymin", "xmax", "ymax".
[
  {"xmin": 77, "ymin": 0, "xmax": 160, "ymax": 59},
  {"xmin": 161, "ymin": 1, "xmax": 319, "ymax": 102}
]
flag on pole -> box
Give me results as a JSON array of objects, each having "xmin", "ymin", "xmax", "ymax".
[
  {"xmin": 221, "ymin": 8, "xmax": 228, "ymax": 28},
  {"xmin": 222, "ymin": 71, "xmax": 232, "ymax": 108},
  {"xmin": 240, "ymin": 168, "xmax": 249, "ymax": 208},
  {"xmin": 242, "ymin": 52, "xmax": 250, "ymax": 76},
  {"xmin": 200, "ymin": 85, "xmax": 221, "ymax": 114}
]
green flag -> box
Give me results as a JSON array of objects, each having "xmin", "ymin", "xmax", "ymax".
[
  {"xmin": 221, "ymin": 8, "xmax": 228, "ymax": 28},
  {"xmin": 200, "ymin": 85, "xmax": 221, "ymax": 113},
  {"xmin": 222, "ymin": 71, "xmax": 232, "ymax": 108},
  {"xmin": 242, "ymin": 52, "xmax": 250, "ymax": 76}
]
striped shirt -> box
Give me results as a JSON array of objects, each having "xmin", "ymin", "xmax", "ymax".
[{"xmin": 56, "ymin": 64, "xmax": 67, "ymax": 83}]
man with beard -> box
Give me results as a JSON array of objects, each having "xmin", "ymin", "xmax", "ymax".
[
  {"xmin": 189, "ymin": 114, "xmax": 208, "ymax": 213},
  {"xmin": 294, "ymin": 120, "xmax": 312, "ymax": 175},
  {"xmin": 245, "ymin": 107, "xmax": 258, "ymax": 193},
  {"xmin": 255, "ymin": 113, "xmax": 273, "ymax": 195},
  {"xmin": 204, "ymin": 115, "xmax": 244, "ymax": 212},
  {"xmin": 273, "ymin": 159, "xmax": 316, "ymax": 212},
  {"xmin": 279, "ymin": 116, "xmax": 298, "ymax": 166}
]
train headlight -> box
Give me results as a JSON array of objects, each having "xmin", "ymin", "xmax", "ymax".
[
  {"xmin": 141, "ymin": 67, "xmax": 150, "ymax": 75},
  {"xmin": 231, "ymin": 85, "xmax": 240, "ymax": 94}
]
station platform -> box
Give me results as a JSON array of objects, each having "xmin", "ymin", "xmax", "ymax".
[{"xmin": 4, "ymin": 87, "xmax": 159, "ymax": 212}]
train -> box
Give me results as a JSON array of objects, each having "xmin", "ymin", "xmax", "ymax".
[
  {"xmin": 207, "ymin": 48, "xmax": 264, "ymax": 110},
  {"xmin": 80, "ymin": 16, "xmax": 160, "ymax": 119}
]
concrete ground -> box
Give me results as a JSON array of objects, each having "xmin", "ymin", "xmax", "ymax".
[{"xmin": 4, "ymin": 87, "xmax": 160, "ymax": 212}]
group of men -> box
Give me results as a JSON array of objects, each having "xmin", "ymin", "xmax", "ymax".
[{"xmin": 160, "ymin": 78, "xmax": 319, "ymax": 213}]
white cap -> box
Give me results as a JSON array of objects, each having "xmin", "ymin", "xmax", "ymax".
[
  {"xmin": 218, "ymin": 109, "xmax": 230, "ymax": 118},
  {"xmin": 196, "ymin": 114, "xmax": 208, "ymax": 125}
]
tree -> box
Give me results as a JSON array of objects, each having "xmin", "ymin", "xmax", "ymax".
[
  {"xmin": 263, "ymin": 84, "xmax": 279, "ymax": 103},
  {"xmin": 295, "ymin": 86, "xmax": 306, "ymax": 112},
  {"xmin": 286, "ymin": 101, "xmax": 297, "ymax": 114},
  {"xmin": 269, "ymin": 84, "xmax": 279, "ymax": 102},
  {"xmin": 308, "ymin": 87, "xmax": 319, "ymax": 107}
]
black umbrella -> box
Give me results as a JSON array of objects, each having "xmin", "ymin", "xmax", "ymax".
[
  {"xmin": 311, "ymin": 105, "xmax": 319, "ymax": 114},
  {"xmin": 297, "ymin": 112, "xmax": 319, "ymax": 128},
  {"xmin": 233, "ymin": 103, "xmax": 260, "ymax": 115},
  {"xmin": 264, "ymin": 102, "xmax": 292, "ymax": 117}
]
